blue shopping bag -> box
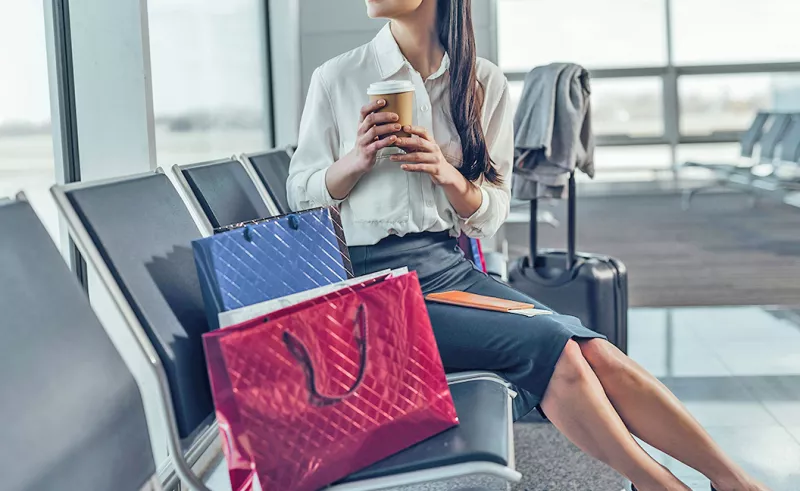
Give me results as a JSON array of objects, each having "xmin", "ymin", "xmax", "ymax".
[
  {"xmin": 192, "ymin": 207, "xmax": 353, "ymax": 329},
  {"xmin": 457, "ymin": 233, "xmax": 486, "ymax": 272}
]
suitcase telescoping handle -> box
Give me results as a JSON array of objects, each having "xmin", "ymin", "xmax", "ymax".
[{"xmin": 529, "ymin": 173, "xmax": 576, "ymax": 271}]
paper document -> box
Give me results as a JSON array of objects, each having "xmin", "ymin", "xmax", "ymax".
[
  {"xmin": 219, "ymin": 268, "xmax": 408, "ymax": 328},
  {"xmin": 508, "ymin": 308, "xmax": 553, "ymax": 317}
]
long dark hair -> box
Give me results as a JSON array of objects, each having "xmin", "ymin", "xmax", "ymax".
[{"xmin": 437, "ymin": 0, "xmax": 500, "ymax": 184}]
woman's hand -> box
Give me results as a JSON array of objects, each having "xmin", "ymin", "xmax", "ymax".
[
  {"xmin": 391, "ymin": 126, "xmax": 464, "ymax": 187},
  {"xmin": 324, "ymin": 99, "xmax": 401, "ymax": 200},
  {"xmin": 393, "ymin": 125, "xmax": 483, "ymax": 219},
  {"xmin": 349, "ymin": 99, "xmax": 402, "ymax": 173}
]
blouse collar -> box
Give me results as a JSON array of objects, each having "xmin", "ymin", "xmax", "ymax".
[{"xmin": 372, "ymin": 23, "xmax": 450, "ymax": 81}]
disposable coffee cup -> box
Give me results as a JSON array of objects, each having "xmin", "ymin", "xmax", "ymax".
[{"xmin": 368, "ymin": 80, "xmax": 415, "ymax": 141}]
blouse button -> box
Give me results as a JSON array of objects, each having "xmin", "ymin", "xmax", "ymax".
[
  {"xmin": 388, "ymin": 228, "xmax": 397, "ymax": 235},
  {"xmin": 420, "ymin": 104, "xmax": 430, "ymax": 112}
]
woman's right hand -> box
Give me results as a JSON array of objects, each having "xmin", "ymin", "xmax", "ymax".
[
  {"xmin": 324, "ymin": 100, "xmax": 400, "ymax": 200},
  {"xmin": 350, "ymin": 99, "xmax": 401, "ymax": 173}
]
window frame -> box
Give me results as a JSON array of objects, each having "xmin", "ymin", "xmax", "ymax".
[
  {"xmin": 43, "ymin": 0, "xmax": 276, "ymax": 487},
  {"xmin": 498, "ymin": 0, "xmax": 800, "ymax": 182}
]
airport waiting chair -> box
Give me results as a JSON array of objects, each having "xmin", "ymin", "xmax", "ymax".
[
  {"xmin": 748, "ymin": 114, "xmax": 800, "ymax": 193},
  {"xmin": 52, "ymin": 172, "xmax": 520, "ymax": 491},
  {"xmin": 169, "ymin": 157, "xmax": 278, "ymax": 234},
  {"xmin": 0, "ymin": 195, "xmax": 157, "ymax": 491},
  {"xmin": 682, "ymin": 112, "xmax": 794, "ymax": 209},
  {"xmin": 772, "ymin": 114, "xmax": 800, "ymax": 175},
  {"xmin": 683, "ymin": 111, "xmax": 770, "ymax": 175},
  {"xmin": 238, "ymin": 149, "xmax": 293, "ymax": 214}
]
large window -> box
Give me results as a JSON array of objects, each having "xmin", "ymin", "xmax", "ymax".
[
  {"xmin": 498, "ymin": 0, "xmax": 800, "ymax": 182},
  {"xmin": 498, "ymin": 0, "xmax": 667, "ymax": 71},
  {"xmin": 671, "ymin": 0, "xmax": 800, "ymax": 65},
  {"xmin": 590, "ymin": 78, "xmax": 665, "ymax": 138},
  {"xmin": 590, "ymin": 146, "xmax": 673, "ymax": 182},
  {"xmin": 147, "ymin": 0, "xmax": 271, "ymax": 167},
  {"xmin": 509, "ymin": 77, "xmax": 664, "ymax": 138},
  {"xmin": 0, "ymin": 1, "xmax": 57, "ymax": 236},
  {"xmin": 680, "ymin": 73, "xmax": 800, "ymax": 136}
]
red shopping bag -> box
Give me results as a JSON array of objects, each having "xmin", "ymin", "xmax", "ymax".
[{"xmin": 203, "ymin": 272, "xmax": 458, "ymax": 491}]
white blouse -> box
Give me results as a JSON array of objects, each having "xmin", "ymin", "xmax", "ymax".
[{"xmin": 288, "ymin": 23, "xmax": 513, "ymax": 247}]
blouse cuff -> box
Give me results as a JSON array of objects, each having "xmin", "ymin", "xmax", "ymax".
[
  {"xmin": 462, "ymin": 186, "xmax": 490, "ymax": 226},
  {"xmin": 309, "ymin": 168, "xmax": 345, "ymax": 208}
]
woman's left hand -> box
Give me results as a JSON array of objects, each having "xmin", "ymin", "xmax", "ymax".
[{"xmin": 391, "ymin": 126, "xmax": 464, "ymax": 187}]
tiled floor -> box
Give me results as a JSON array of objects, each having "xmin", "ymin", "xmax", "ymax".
[{"xmin": 629, "ymin": 307, "xmax": 800, "ymax": 491}]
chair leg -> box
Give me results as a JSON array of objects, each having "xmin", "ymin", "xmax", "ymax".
[
  {"xmin": 681, "ymin": 180, "xmax": 726, "ymax": 211},
  {"xmin": 747, "ymin": 192, "xmax": 759, "ymax": 209},
  {"xmin": 681, "ymin": 187, "xmax": 709, "ymax": 211},
  {"xmin": 681, "ymin": 189, "xmax": 696, "ymax": 211}
]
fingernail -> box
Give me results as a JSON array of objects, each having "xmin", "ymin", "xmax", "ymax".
[
  {"xmin": 403, "ymin": 125, "xmax": 411, "ymax": 131},
  {"xmin": 392, "ymin": 115, "xmax": 399, "ymax": 121},
  {"xmin": 390, "ymin": 135, "xmax": 397, "ymax": 140},
  {"xmin": 394, "ymin": 124, "xmax": 401, "ymax": 130},
  {"xmin": 378, "ymin": 99, "xmax": 386, "ymax": 105}
]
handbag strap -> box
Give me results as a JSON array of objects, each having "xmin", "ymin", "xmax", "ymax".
[{"xmin": 283, "ymin": 303, "xmax": 368, "ymax": 407}]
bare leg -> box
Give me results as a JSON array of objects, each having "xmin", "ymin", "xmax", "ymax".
[
  {"xmin": 578, "ymin": 339, "xmax": 768, "ymax": 491},
  {"xmin": 540, "ymin": 341, "xmax": 690, "ymax": 491}
]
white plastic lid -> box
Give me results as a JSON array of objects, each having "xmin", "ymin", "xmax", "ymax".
[{"xmin": 367, "ymin": 80, "xmax": 415, "ymax": 96}]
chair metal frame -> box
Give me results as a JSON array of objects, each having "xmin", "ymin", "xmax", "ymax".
[
  {"xmin": 167, "ymin": 162, "xmax": 217, "ymax": 236},
  {"xmin": 9, "ymin": 191, "xmax": 166, "ymax": 491},
  {"xmin": 141, "ymin": 476, "xmax": 164, "ymax": 491},
  {"xmin": 237, "ymin": 150, "xmax": 285, "ymax": 215},
  {"xmin": 51, "ymin": 173, "xmax": 217, "ymax": 491},
  {"xmin": 52, "ymin": 173, "xmax": 520, "ymax": 491},
  {"xmin": 681, "ymin": 112, "xmax": 795, "ymax": 210},
  {"xmin": 236, "ymin": 149, "xmax": 288, "ymax": 214},
  {"xmin": 166, "ymin": 156, "xmax": 280, "ymax": 237}
]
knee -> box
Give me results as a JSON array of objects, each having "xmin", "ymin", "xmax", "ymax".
[
  {"xmin": 551, "ymin": 340, "xmax": 593, "ymax": 387},
  {"xmin": 579, "ymin": 338, "xmax": 628, "ymax": 376}
]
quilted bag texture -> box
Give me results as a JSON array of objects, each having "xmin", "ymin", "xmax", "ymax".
[{"xmin": 203, "ymin": 272, "xmax": 458, "ymax": 491}]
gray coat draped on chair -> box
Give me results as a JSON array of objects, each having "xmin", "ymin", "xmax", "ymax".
[{"xmin": 512, "ymin": 63, "xmax": 595, "ymax": 200}]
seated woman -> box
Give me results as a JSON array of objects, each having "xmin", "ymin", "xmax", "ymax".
[{"xmin": 287, "ymin": 1, "xmax": 767, "ymax": 490}]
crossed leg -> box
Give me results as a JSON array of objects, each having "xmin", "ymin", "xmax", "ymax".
[{"xmin": 539, "ymin": 338, "xmax": 768, "ymax": 491}]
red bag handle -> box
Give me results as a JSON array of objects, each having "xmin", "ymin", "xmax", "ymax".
[{"xmin": 282, "ymin": 304, "xmax": 368, "ymax": 407}]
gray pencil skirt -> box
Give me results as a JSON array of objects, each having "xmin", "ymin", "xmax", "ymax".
[{"xmin": 349, "ymin": 231, "xmax": 605, "ymax": 420}]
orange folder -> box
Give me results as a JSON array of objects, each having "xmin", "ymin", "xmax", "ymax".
[{"xmin": 425, "ymin": 291, "xmax": 535, "ymax": 313}]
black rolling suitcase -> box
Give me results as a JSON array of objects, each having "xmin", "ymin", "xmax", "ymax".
[{"xmin": 508, "ymin": 174, "xmax": 629, "ymax": 353}]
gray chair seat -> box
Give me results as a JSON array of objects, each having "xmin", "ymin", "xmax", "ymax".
[
  {"xmin": 244, "ymin": 150, "xmax": 292, "ymax": 214},
  {"xmin": 0, "ymin": 196, "xmax": 155, "ymax": 491},
  {"xmin": 683, "ymin": 161, "xmax": 750, "ymax": 173},
  {"xmin": 682, "ymin": 112, "xmax": 770, "ymax": 173},
  {"xmin": 179, "ymin": 158, "xmax": 275, "ymax": 229},
  {"xmin": 339, "ymin": 379, "xmax": 512, "ymax": 484},
  {"xmin": 63, "ymin": 174, "xmax": 213, "ymax": 439},
  {"xmin": 54, "ymin": 173, "xmax": 519, "ymax": 491}
]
